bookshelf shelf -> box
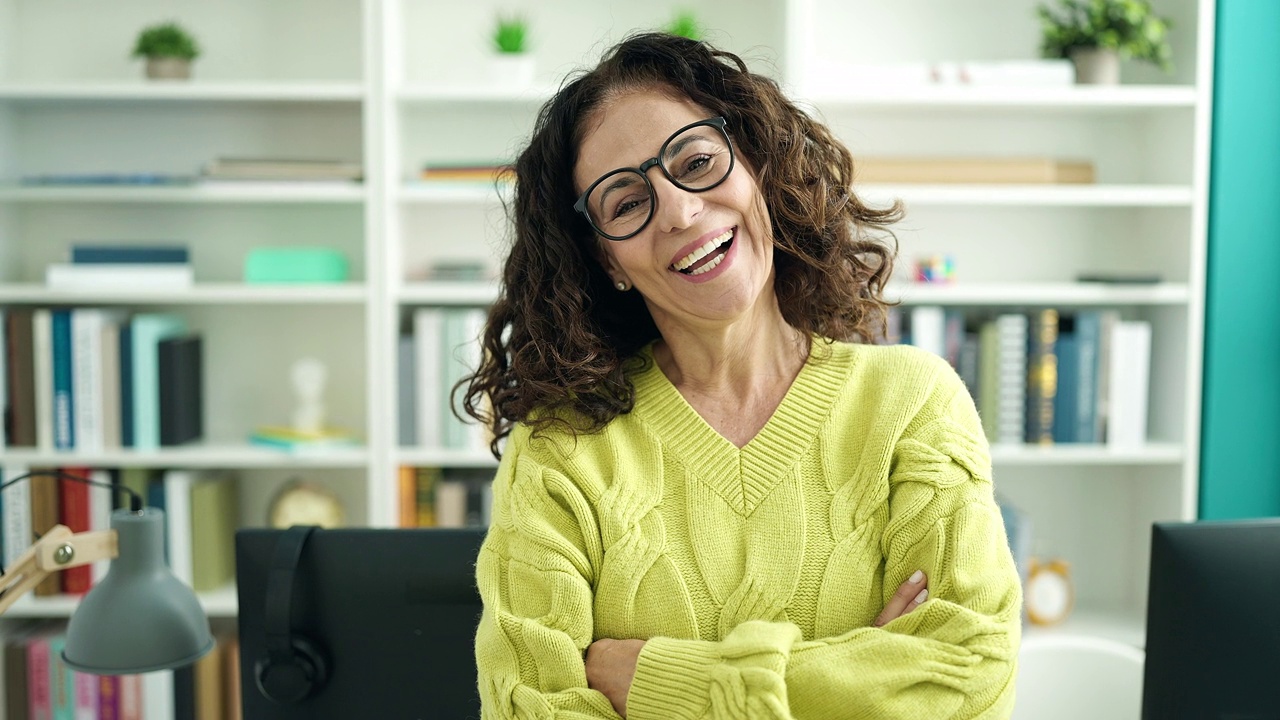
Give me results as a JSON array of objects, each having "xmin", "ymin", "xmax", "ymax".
[
  {"xmin": 1022, "ymin": 602, "xmax": 1147, "ymax": 649},
  {"xmin": 397, "ymin": 281, "xmax": 499, "ymax": 306},
  {"xmin": 397, "ymin": 182, "xmax": 511, "ymax": 204},
  {"xmin": 990, "ymin": 442, "xmax": 1184, "ymax": 466},
  {"xmin": 804, "ymin": 84, "xmax": 1198, "ymax": 112},
  {"xmin": 859, "ymin": 184, "xmax": 1195, "ymax": 207},
  {"xmin": 0, "ymin": 444, "xmax": 370, "ymax": 469},
  {"xmin": 0, "ymin": 82, "xmax": 366, "ymax": 105},
  {"xmin": 0, "ymin": 284, "xmax": 369, "ymax": 305},
  {"xmin": 888, "ymin": 282, "xmax": 1191, "ymax": 306},
  {"xmin": 396, "ymin": 448, "xmax": 499, "ymax": 468},
  {"xmin": 397, "ymin": 83, "xmax": 557, "ymax": 104},
  {"xmin": 0, "ymin": 583, "xmax": 239, "ymax": 619},
  {"xmin": 0, "ymin": 183, "xmax": 368, "ymax": 204}
]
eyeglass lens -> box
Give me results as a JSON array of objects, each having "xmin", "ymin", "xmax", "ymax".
[{"xmin": 585, "ymin": 123, "xmax": 732, "ymax": 239}]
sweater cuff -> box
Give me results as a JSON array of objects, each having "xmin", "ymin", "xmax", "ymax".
[{"xmin": 627, "ymin": 636, "xmax": 720, "ymax": 720}]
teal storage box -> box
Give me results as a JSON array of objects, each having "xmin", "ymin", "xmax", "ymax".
[{"xmin": 245, "ymin": 248, "xmax": 349, "ymax": 283}]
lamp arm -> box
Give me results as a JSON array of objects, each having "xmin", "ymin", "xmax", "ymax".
[{"xmin": 0, "ymin": 525, "xmax": 119, "ymax": 615}]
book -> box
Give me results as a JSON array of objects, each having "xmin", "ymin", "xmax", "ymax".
[
  {"xmin": 71, "ymin": 309, "xmax": 126, "ymax": 454},
  {"xmin": 907, "ymin": 305, "xmax": 945, "ymax": 358},
  {"xmin": 157, "ymin": 335, "xmax": 203, "ymax": 446},
  {"xmin": 70, "ymin": 245, "xmax": 190, "ymax": 265},
  {"xmin": 1108, "ymin": 320, "xmax": 1152, "ymax": 447},
  {"xmin": 413, "ymin": 308, "xmax": 444, "ymax": 448},
  {"xmin": 189, "ymin": 473, "xmax": 237, "ymax": 593},
  {"xmin": 1025, "ymin": 308, "xmax": 1059, "ymax": 445},
  {"xmin": 2, "ymin": 464, "xmax": 33, "ymax": 572},
  {"xmin": 74, "ymin": 666, "xmax": 99, "ymax": 720},
  {"xmin": 434, "ymin": 479, "xmax": 468, "ymax": 528},
  {"xmin": 3, "ymin": 622, "xmax": 43, "ymax": 720},
  {"xmin": 97, "ymin": 675, "xmax": 120, "ymax": 720},
  {"xmin": 1053, "ymin": 325, "xmax": 1079, "ymax": 444},
  {"xmin": 248, "ymin": 426, "xmax": 359, "ymax": 452},
  {"xmin": 45, "ymin": 264, "xmax": 194, "ymax": 291},
  {"xmin": 50, "ymin": 310, "xmax": 75, "ymax": 451},
  {"xmin": 855, "ymin": 157, "xmax": 1095, "ymax": 185},
  {"xmin": 140, "ymin": 670, "xmax": 174, "ymax": 720},
  {"xmin": 995, "ymin": 313, "xmax": 1028, "ymax": 445},
  {"xmin": 117, "ymin": 675, "xmax": 142, "ymax": 720},
  {"xmin": 398, "ymin": 466, "xmax": 416, "ymax": 528},
  {"xmin": 48, "ymin": 635, "xmax": 73, "ymax": 720},
  {"xmin": 30, "ymin": 471, "xmax": 61, "ymax": 596},
  {"xmin": 6, "ymin": 309, "xmax": 38, "ymax": 447},
  {"xmin": 1093, "ymin": 310, "xmax": 1121, "ymax": 443},
  {"xmin": 416, "ymin": 466, "xmax": 441, "ymax": 528},
  {"xmin": 100, "ymin": 319, "xmax": 123, "ymax": 450},
  {"xmin": 57, "ymin": 467, "xmax": 93, "ymax": 595},
  {"xmin": 0, "ymin": 308, "xmax": 6, "ymax": 449},
  {"xmin": 88, "ymin": 469, "xmax": 114, "ymax": 584},
  {"xmin": 223, "ymin": 634, "xmax": 242, "ymax": 720},
  {"xmin": 119, "ymin": 321, "xmax": 133, "ymax": 448},
  {"xmin": 32, "ymin": 310, "xmax": 54, "ymax": 452},
  {"xmin": 192, "ymin": 640, "xmax": 223, "ymax": 720},
  {"xmin": 202, "ymin": 157, "xmax": 362, "ymax": 182},
  {"xmin": 26, "ymin": 629, "xmax": 53, "ymax": 720},
  {"xmin": 397, "ymin": 334, "xmax": 416, "ymax": 447},
  {"xmin": 978, "ymin": 320, "xmax": 1000, "ymax": 442},
  {"xmin": 1073, "ymin": 311, "xmax": 1103, "ymax": 443},
  {"xmin": 127, "ymin": 314, "xmax": 188, "ymax": 450}
]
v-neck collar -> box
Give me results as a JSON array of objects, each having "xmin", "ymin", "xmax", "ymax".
[{"xmin": 629, "ymin": 340, "xmax": 855, "ymax": 515}]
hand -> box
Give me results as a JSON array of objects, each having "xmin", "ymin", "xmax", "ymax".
[
  {"xmin": 585, "ymin": 638, "xmax": 645, "ymax": 718},
  {"xmin": 874, "ymin": 569, "xmax": 929, "ymax": 627}
]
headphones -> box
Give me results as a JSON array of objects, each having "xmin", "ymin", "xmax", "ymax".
[{"xmin": 254, "ymin": 525, "xmax": 330, "ymax": 705}]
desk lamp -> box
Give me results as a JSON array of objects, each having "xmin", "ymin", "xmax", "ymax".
[{"xmin": 0, "ymin": 470, "xmax": 213, "ymax": 673}]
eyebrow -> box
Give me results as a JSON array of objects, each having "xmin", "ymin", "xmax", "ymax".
[
  {"xmin": 663, "ymin": 132, "xmax": 712, "ymax": 163},
  {"xmin": 596, "ymin": 173, "xmax": 643, "ymax": 216}
]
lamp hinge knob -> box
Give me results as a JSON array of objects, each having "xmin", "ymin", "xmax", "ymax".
[{"xmin": 54, "ymin": 544, "xmax": 75, "ymax": 565}]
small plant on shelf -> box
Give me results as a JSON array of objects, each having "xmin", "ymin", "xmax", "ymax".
[
  {"xmin": 665, "ymin": 10, "xmax": 703, "ymax": 41},
  {"xmin": 1036, "ymin": 0, "xmax": 1173, "ymax": 84},
  {"xmin": 492, "ymin": 13, "xmax": 529, "ymax": 55},
  {"xmin": 132, "ymin": 21, "xmax": 201, "ymax": 80}
]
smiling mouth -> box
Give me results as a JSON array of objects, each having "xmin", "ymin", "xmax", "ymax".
[{"xmin": 672, "ymin": 227, "xmax": 735, "ymax": 275}]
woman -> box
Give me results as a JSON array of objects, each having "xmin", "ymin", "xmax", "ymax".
[{"xmin": 463, "ymin": 32, "xmax": 1021, "ymax": 719}]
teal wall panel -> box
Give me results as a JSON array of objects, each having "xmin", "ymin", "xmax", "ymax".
[{"xmin": 1201, "ymin": 0, "xmax": 1280, "ymax": 519}]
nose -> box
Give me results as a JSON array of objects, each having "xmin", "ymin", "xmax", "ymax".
[{"xmin": 647, "ymin": 170, "xmax": 702, "ymax": 234}]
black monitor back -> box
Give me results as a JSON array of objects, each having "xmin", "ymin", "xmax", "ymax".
[
  {"xmin": 1143, "ymin": 519, "xmax": 1280, "ymax": 719},
  {"xmin": 236, "ymin": 527, "xmax": 487, "ymax": 719}
]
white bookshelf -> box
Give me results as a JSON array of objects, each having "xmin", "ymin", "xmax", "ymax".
[{"xmin": 0, "ymin": 1, "xmax": 1214, "ymax": 705}]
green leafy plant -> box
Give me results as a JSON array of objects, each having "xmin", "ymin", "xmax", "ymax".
[
  {"xmin": 131, "ymin": 22, "xmax": 201, "ymax": 61},
  {"xmin": 665, "ymin": 11, "xmax": 702, "ymax": 41},
  {"xmin": 1036, "ymin": 0, "xmax": 1172, "ymax": 71},
  {"xmin": 493, "ymin": 14, "xmax": 529, "ymax": 54}
]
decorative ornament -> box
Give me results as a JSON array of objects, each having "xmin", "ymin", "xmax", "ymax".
[{"xmin": 1025, "ymin": 557, "xmax": 1075, "ymax": 626}]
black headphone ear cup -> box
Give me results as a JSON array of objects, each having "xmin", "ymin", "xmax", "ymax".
[{"xmin": 255, "ymin": 636, "xmax": 329, "ymax": 705}]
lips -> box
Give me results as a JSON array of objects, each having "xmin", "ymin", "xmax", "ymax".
[{"xmin": 671, "ymin": 227, "xmax": 735, "ymax": 275}]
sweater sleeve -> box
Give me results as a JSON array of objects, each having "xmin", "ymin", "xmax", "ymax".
[
  {"xmin": 475, "ymin": 436, "xmax": 618, "ymax": 719},
  {"xmin": 625, "ymin": 366, "xmax": 1022, "ymax": 720}
]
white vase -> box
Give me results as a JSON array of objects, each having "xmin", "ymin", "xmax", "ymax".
[
  {"xmin": 145, "ymin": 57, "xmax": 192, "ymax": 80},
  {"xmin": 1069, "ymin": 48, "xmax": 1121, "ymax": 85},
  {"xmin": 489, "ymin": 53, "xmax": 535, "ymax": 89}
]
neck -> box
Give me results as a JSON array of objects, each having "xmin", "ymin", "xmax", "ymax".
[{"xmin": 651, "ymin": 301, "xmax": 809, "ymax": 398}]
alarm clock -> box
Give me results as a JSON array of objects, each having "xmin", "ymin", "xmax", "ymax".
[
  {"xmin": 268, "ymin": 479, "xmax": 346, "ymax": 529},
  {"xmin": 1025, "ymin": 557, "xmax": 1074, "ymax": 626}
]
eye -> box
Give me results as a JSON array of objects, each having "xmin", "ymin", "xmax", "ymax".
[{"xmin": 612, "ymin": 194, "xmax": 650, "ymax": 219}]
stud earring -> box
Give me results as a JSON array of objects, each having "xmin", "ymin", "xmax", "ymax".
[{"xmin": 616, "ymin": 281, "xmax": 628, "ymax": 291}]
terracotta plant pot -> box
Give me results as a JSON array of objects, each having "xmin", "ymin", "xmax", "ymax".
[
  {"xmin": 1070, "ymin": 47, "xmax": 1121, "ymax": 85},
  {"xmin": 145, "ymin": 57, "xmax": 192, "ymax": 80}
]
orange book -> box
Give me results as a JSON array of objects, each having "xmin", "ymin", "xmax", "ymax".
[
  {"xmin": 856, "ymin": 156, "xmax": 1095, "ymax": 184},
  {"xmin": 398, "ymin": 465, "xmax": 417, "ymax": 528}
]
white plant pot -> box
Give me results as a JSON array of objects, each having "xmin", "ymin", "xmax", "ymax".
[
  {"xmin": 145, "ymin": 57, "xmax": 192, "ymax": 80},
  {"xmin": 489, "ymin": 53, "xmax": 535, "ymax": 89},
  {"xmin": 1069, "ymin": 48, "xmax": 1121, "ymax": 85}
]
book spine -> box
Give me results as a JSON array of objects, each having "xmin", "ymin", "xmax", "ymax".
[
  {"xmin": 71, "ymin": 246, "xmax": 190, "ymax": 264},
  {"xmin": 141, "ymin": 670, "xmax": 174, "ymax": 720},
  {"xmin": 73, "ymin": 667, "xmax": 98, "ymax": 720},
  {"xmin": 50, "ymin": 310, "xmax": 75, "ymax": 451},
  {"xmin": 70, "ymin": 310, "xmax": 104, "ymax": 454},
  {"xmin": 398, "ymin": 465, "xmax": 416, "ymax": 528},
  {"xmin": 30, "ymin": 474, "xmax": 61, "ymax": 597},
  {"xmin": 978, "ymin": 321, "xmax": 1000, "ymax": 442},
  {"xmin": 131, "ymin": 315, "xmax": 187, "ymax": 450},
  {"xmin": 89, "ymin": 469, "xmax": 114, "ymax": 583},
  {"xmin": 413, "ymin": 309, "xmax": 443, "ymax": 448},
  {"xmin": 908, "ymin": 305, "xmax": 945, "ymax": 358},
  {"xmin": 27, "ymin": 635, "xmax": 51, "ymax": 720},
  {"xmin": 397, "ymin": 334, "xmax": 416, "ymax": 447},
  {"xmin": 1073, "ymin": 311, "xmax": 1101, "ymax": 443},
  {"xmin": 1052, "ymin": 330, "xmax": 1078, "ymax": 444},
  {"xmin": 158, "ymin": 335, "xmax": 203, "ymax": 446},
  {"xmin": 416, "ymin": 466, "xmax": 440, "ymax": 528},
  {"xmin": 995, "ymin": 313, "xmax": 1028, "ymax": 444},
  {"xmin": 163, "ymin": 470, "xmax": 195, "ymax": 585},
  {"xmin": 1025, "ymin": 308, "xmax": 1059, "ymax": 445},
  {"xmin": 32, "ymin": 310, "xmax": 55, "ymax": 451},
  {"xmin": 97, "ymin": 675, "xmax": 120, "ymax": 720},
  {"xmin": 57, "ymin": 468, "xmax": 93, "ymax": 595},
  {"xmin": 100, "ymin": 319, "xmax": 122, "ymax": 450},
  {"xmin": 119, "ymin": 321, "xmax": 134, "ymax": 448},
  {"xmin": 1, "ymin": 308, "xmax": 7, "ymax": 449},
  {"xmin": 48, "ymin": 635, "xmax": 72, "ymax": 720},
  {"xmin": 3, "ymin": 464, "xmax": 33, "ymax": 571},
  {"xmin": 117, "ymin": 675, "xmax": 142, "ymax": 720},
  {"xmin": 8, "ymin": 309, "xmax": 39, "ymax": 447},
  {"xmin": 189, "ymin": 474, "xmax": 236, "ymax": 593},
  {"xmin": 1108, "ymin": 320, "xmax": 1152, "ymax": 447}
]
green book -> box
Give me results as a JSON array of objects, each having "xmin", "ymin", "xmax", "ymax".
[{"xmin": 190, "ymin": 474, "xmax": 238, "ymax": 592}]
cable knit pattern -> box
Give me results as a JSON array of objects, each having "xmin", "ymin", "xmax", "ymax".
[{"xmin": 475, "ymin": 341, "xmax": 1021, "ymax": 719}]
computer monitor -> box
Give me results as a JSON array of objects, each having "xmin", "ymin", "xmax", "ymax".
[
  {"xmin": 1142, "ymin": 519, "xmax": 1280, "ymax": 719},
  {"xmin": 235, "ymin": 526, "xmax": 487, "ymax": 719}
]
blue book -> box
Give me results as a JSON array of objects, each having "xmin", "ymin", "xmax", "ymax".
[
  {"xmin": 1053, "ymin": 331, "xmax": 1079, "ymax": 444},
  {"xmin": 1074, "ymin": 311, "xmax": 1102, "ymax": 443},
  {"xmin": 120, "ymin": 321, "xmax": 134, "ymax": 447},
  {"xmin": 71, "ymin": 245, "xmax": 190, "ymax": 264},
  {"xmin": 51, "ymin": 309, "xmax": 75, "ymax": 450},
  {"xmin": 128, "ymin": 314, "xmax": 188, "ymax": 450}
]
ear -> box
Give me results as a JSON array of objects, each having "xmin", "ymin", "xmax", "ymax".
[{"xmin": 592, "ymin": 239, "xmax": 631, "ymax": 288}]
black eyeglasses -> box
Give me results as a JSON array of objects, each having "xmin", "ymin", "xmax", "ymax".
[{"xmin": 573, "ymin": 116, "xmax": 735, "ymax": 241}]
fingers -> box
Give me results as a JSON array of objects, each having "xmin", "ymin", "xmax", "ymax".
[{"xmin": 873, "ymin": 569, "xmax": 929, "ymax": 627}]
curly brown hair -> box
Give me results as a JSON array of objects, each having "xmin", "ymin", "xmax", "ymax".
[{"xmin": 461, "ymin": 32, "xmax": 902, "ymax": 457}]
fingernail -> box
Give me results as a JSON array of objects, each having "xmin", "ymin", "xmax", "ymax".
[
  {"xmin": 914, "ymin": 588, "xmax": 929, "ymax": 604},
  {"xmin": 909, "ymin": 570, "xmax": 924, "ymax": 584}
]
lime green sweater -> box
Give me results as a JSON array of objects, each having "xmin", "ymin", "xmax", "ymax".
[{"xmin": 475, "ymin": 341, "xmax": 1021, "ymax": 719}]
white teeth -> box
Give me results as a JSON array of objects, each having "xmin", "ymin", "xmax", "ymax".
[
  {"xmin": 688, "ymin": 252, "xmax": 726, "ymax": 276},
  {"xmin": 673, "ymin": 229, "xmax": 734, "ymax": 271}
]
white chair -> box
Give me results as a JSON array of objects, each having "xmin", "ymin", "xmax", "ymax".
[{"xmin": 1013, "ymin": 635, "xmax": 1145, "ymax": 720}]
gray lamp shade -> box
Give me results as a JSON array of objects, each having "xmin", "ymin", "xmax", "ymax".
[{"xmin": 62, "ymin": 508, "xmax": 215, "ymax": 674}]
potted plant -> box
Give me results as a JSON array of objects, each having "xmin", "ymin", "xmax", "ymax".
[
  {"xmin": 132, "ymin": 22, "xmax": 201, "ymax": 80},
  {"xmin": 489, "ymin": 13, "xmax": 534, "ymax": 88},
  {"xmin": 665, "ymin": 11, "xmax": 703, "ymax": 41},
  {"xmin": 1036, "ymin": 0, "xmax": 1173, "ymax": 84}
]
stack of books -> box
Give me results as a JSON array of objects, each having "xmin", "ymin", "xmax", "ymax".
[
  {"xmin": 45, "ymin": 244, "xmax": 193, "ymax": 291},
  {"xmin": 202, "ymin": 157, "xmax": 363, "ymax": 182},
  {"xmin": 418, "ymin": 162, "xmax": 515, "ymax": 184}
]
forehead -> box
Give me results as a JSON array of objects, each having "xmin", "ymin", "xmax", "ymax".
[{"xmin": 574, "ymin": 91, "xmax": 711, "ymax": 193}]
